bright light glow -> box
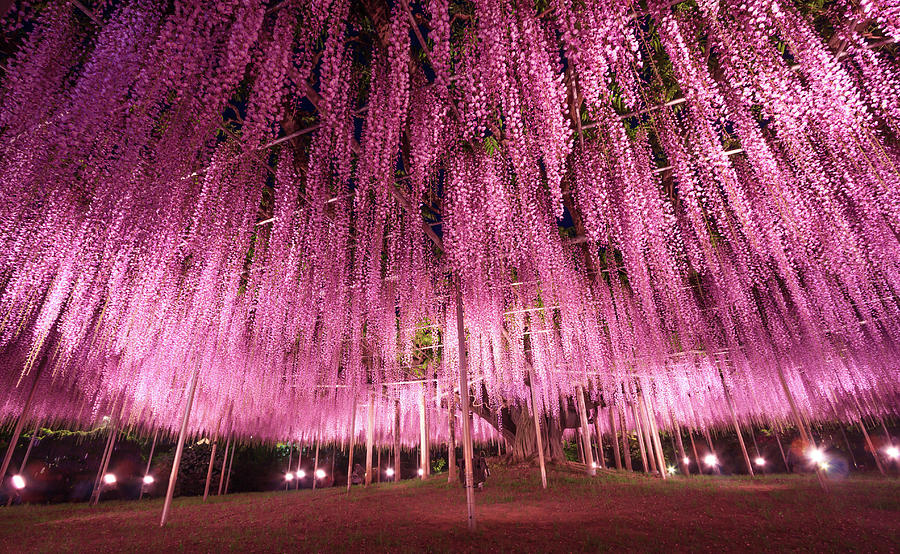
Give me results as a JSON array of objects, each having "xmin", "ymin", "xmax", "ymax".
[
  {"xmin": 682, "ymin": 457, "xmax": 690, "ymax": 465},
  {"xmin": 285, "ymin": 472, "xmax": 294, "ymax": 481},
  {"xmin": 385, "ymin": 468, "xmax": 394, "ymax": 477},
  {"xmin": 590, "ymin": 462, "xmax": 597, "ymax": 469},
  {"xmin": 754, "ymin": 457, "xmax": 766, "ymax": 466},
  {"xmin": 297, "ymin": 470, "xmax": 306, "ymax": 479},
  {"xmin": 315, "ymin": 469, "xmax": 326, "ymax": 479},
  {"xmin": 142, "ymin": 475, "xmax": 154, "ymax": 485},
  {"xmin": 807, "ymin": 448, "xmax": 825, "ymax": 464},
  {"xmin": 703, "ymin": 454, "xmax": 718, "ymax": 466},
  {"xmin": 886, "ymin": 446, "xmax": 899, "ymax": 459},
  {"xmin": 102, "ymin": 473, "xmax": 117, "ymax": 485},
  {"xmin": 667, "ymin": 466, "xmax": 676, "ymax": 474},
  {"xmin": 11, "ymin": 475, "xmax": 25, "ymax": 490},
  {"xmin": 417, "ymin": 468, "xmax": 424, "ymax": 476}
]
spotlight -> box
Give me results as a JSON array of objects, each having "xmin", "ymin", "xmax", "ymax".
[
  {"xmin": 591, "ymin": 462, "xmax": 598, "ymax": 469},
  {"xmin": 142, "ymin": 475, "xmax": 154, "ymax": 485},
  {"xmin": 807, "ymin": 448, "xmax": 825, "ymax": 465},
  {"xmin": 102, "ymin": 473, "xmax": 117, "ymax": 485},
  {"xmin": 667, "ymin": 466, "xmax": 676, "ymax": 474},
  {"xmin": 285, "ymin": 472, "xmax": 294, "ymax": 481},
  {"xmin": 315, "ymin": 469, "xmax": 326, "ymax": 479},
  {"xmin": 703, "ymin": 454, "xmax": 718, "ymax": 466},
  {"xmin": 385, "ymin": 468, "xmax": 395, "ymax": 477},
  {"xmin": 754, "ymin": 457, "xmax": 766, "ymax": 466},
  {"xmin": 297, "ymin": 470, "xmax": 306, "ymax": 479},
  {"xmin": 682, "ymin": 456, "xmax": 690, "ymax": 465},
  {"xmin": 886, "ymin": 446, "xmax": 899, "ymax": 460},
  {"xmin": 417, "ymin": 468, "xmax": 424, "ymax": 476},
  {"xmin": 11, "ymin": 475, "xmax": 25, "ymax": 490}
]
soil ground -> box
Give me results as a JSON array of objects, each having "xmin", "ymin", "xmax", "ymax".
[{"xmin": 0, "ymin": 463, "xmax": 897, "ymax": 552}]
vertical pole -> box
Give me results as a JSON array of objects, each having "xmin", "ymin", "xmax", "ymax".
[
  {"xmin": 575, "ymin": 385, "xmax": 595, "ymax": 475},
  {"xmin": 528, "ymin": 367, "xmax": 548, "ymax": 488},
  {"xmin": 633, "ymin": 402, "xmax": 651, "ymax": 473},
  {"xmin": 448, "ymin": 394, "xmax": 458, "ymax": 483},
  {"xmin": 295, "ymin": 442, "xmax": 303, "ymax": 489},
  {"xmin": 312, "ymin": 438, "xmax": 319, "ymax": 490},
  {"xmin": 393, "ymin": 400, "xmax": 401, "ymax": 482},
  {"xmin": 594, "ymin": 408, "xmax": 606, "ymax": 469},
  {"xmin": 618, "ymin": 406, "xmax": 633, "ymax": 471},
  {"xmin": 217, "ymin": 434, "xmax": 231, "ymax": 496},
  {"xmin": 140, "ymin": 429, "xmax": 159, "ymax": 500},
  {"xmin": 0, "ymin": 364, "xmax": 45, "ymax": 485},
  {"xmin": 609, "ymin": 407, "xmax": 622, "ymax": 470},
  {"xmin": 365, "ymin": 393, "xmax": 375, "ymax": 486},
  {"xmin": 672, "ymin": 416, "xmax": 689, "ymax": 476},
  {"xmin": 419, "ymin": 383, "xmax": 427, "ymax": 479},
  {"xmin": 161, "ymin": 367, "xmax": 199, "ymax": 526},
  {"xmin": 91, "ymin": 424, "xmax": 116, "ymax": 502},
  {"xmin": 455, "ymin": 285, "xmax": 476, "ymax": 530},
  {"xmin": 285, "ymin": 444, "xmax": 293, "ymax": 491},
  {"xmin": 377, "ymin": 445, "xmax": 381, "ymax": 483},
  {"xmin": 346, "ymin": 401, "xmax": 357, "ymax": 493},
  {"xmin": 642, "ymin": 390, "xmax": 667, "ymax": 479}
]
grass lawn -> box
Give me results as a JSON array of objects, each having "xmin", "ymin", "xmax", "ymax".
[{"xmin": 1, "ymin": 463, "xmax": 897, "ymax": 552}]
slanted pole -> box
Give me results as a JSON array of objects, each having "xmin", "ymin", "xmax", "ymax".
[
  {"xmin": 203, "ymin": 416, "xmax": 223, "ymax": 501},
  {"xmin": 365, "ymin": 392, "xmax": 375, "ymax": 486},
  {"xmin": 609, "ymin": 407, "xmax": 622, "ymax": 470},
  {"xmin": 393, "ymin": 400, "xmax": 401, "ymax": 482},
  {"xmin": 217, "ymin": 434, "xmax": 231, "ymax": 496},
  {"xmin": 672, "ymin": 416, "xmax": 689, "ymax": 476},
  {"xmin": 594, "ymin": 407, "xmax": 606, "ymax": 469},
  {"xmin": 0, "ymin": 363, "xmax": 45, "ymax": 485},
  {"xmin": 161, "ymin": 367, "xmax": 199, "ymax": 527},
  {"xmin": 455, "ymin": 285, "xmax": 476, "ymax": 530},
  {"xmin": 7, "ymin": 419, "xmax": 41, "ymax": 506},
  {"xmin": 689, "ymin": 430, "xmax": 701, "ymax": 473},
  {"xmin": 140, "ymin": 429, "xmax": 159, "ymax": 500},
  {"xmin": 576, "ymin": 385, "xmax": 595, "ymax": 475},
  {"xmin": 224, "ymin": 436, "xmax": 236, "ymax": 494},
  {"xmin": 773, "ymin": 426, "xmax": 788, "ymax": 470},
  {"xmin": 91, "ymin": 425, "xmax": 118, "ymax": 506},
  {"xmin": 632, "ymin": 402, "xmax": 651, "ymax": 473},
  {"xmin": 528, "ymin": 366, "xmax": 548, "ymax": 488},
  {"xmin": 858, "ymin": 417, "xmax": 885, "ymax": 475}
]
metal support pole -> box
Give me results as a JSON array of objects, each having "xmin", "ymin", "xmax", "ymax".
[
  {"xmin": 609, "ymin": 407, "xmax": 622, "ymax": 470},
  {"xmin": 455, "ymin": 285, "xmax": 476, "ymax": 530},
  {"xmin": 365, "ymin": 393, "xmax": 375, "ymax": 486},
  {"xmin": 140, "ymin": 429, "xmax": 159, "ymax": 500},
  {"xmin": 160, "ymin": 367, "xmax": 200, "ymax": 527},
  {"xmin": 0, "ymin": 363, "xmax": 45, "ymax": 484},
  {"xmin": 347, "ymin": 401, "xmax": 357, "ymax": 492},
  {"xmin": 217, "ymin": 434, "xmax": 231, "ymax": 496},
  {"xmin": 393, "ymin": 401, "xmax": 401, "ymax": 482},
  {"xmin": 576, "ymin": 385, "xmax": 595, "ymax": 475}
]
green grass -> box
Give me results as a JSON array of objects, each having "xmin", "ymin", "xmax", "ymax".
[{"xmin": 1, "ymin": 464, "xmax": 897, "ymax": 552}]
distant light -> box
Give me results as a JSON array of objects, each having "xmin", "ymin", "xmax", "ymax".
[
  {"xmin": 297, "ymin": 470, "xmax": 306, "ymax": 479},
  {"xmin": 417, "ymin": 468, "xmax": 424, "ymax": 476},
  {"xmin": 590, "ymin": 462, "xmax": 597, "ymax": 469},
  {"xmin": 103, "ymin": 473, "xmax": 117, "ymax": 485},
  {"xmin": 315, "ymin": 469, "xmax": 326, "ymax": 479},
  {"xmin": 703, "ymin": 454, "xmax": 718, "ymax": 466},
  {"xmin": 285, "ymin": 472, "xmax": 294, "ymax": 481},
  {"xmin": 385, "ymin": 468, "xmax": 395, "ymax": 477},
  {"xmin": 667, "ymin": 466, "xmax": 676, "ymax": 474},
  {"xmin": 682, "ymin": 457, "xmax": 690, "ymax": 465},
  {"xmin": 143, "ymin": 475, "xmax": 154, "ymax": 485},
  {"xmin": 807, "ymin": 448, "xmax": 825, "ymax": 464},
  {"xmin": 11, "ymin": 475, "xmax": 25, "ymax": 490},
  {"xmin": 754, "ymin": 457, "xmax": 766, "ymax": 466},
  {"xmin": 886, "ymin": 446, "xmax": 899, "ymax": 459}
]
